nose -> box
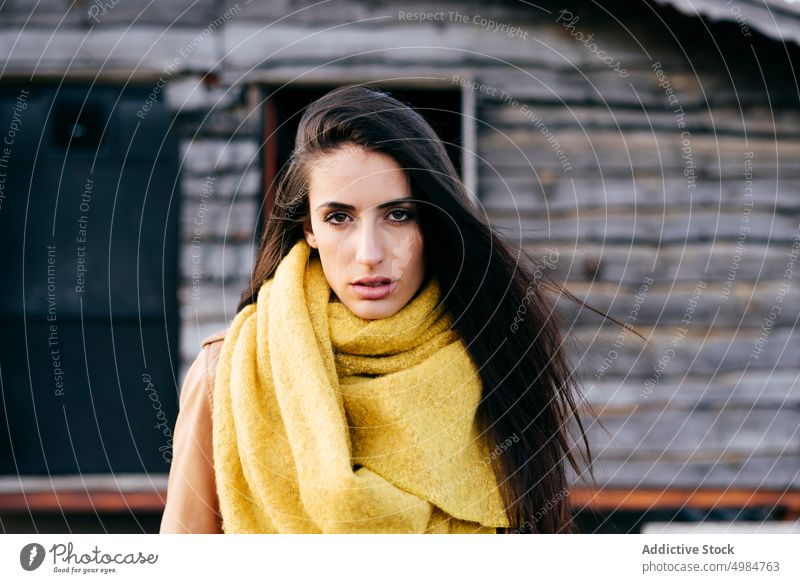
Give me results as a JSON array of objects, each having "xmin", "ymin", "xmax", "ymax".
[{"xmin": 354, "ymin": 220, "xmax": 385, "ymax": 267}]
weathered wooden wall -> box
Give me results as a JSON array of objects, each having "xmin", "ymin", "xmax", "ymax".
[{"xmin": 3, "ymin": 0, "xmax": 798, "ymax": 494}]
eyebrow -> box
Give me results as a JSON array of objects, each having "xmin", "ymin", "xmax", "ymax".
[{"xmin": 315, "ymin": 197, "xmax": 416, "ymax": 212}]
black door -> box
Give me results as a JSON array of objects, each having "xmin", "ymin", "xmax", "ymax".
[{"xmin": 0, "ymin": 83, "xmax": 180, "ymax": 475}]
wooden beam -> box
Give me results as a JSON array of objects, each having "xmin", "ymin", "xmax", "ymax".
[
  {"xmin": 262, "ymin": 90, "xmax": 277, "ymax": 223},
  {"xmin": 570, "ymin": 487, "xmax": 800, "ymax": 517},
  {"xmin": 3, "ymin": 487, "xmax": 799, "ymax": 516},
  {"xmin": 0, "ymin": 475, "xmax": 168, "ymax": 513},
  {"xmin": 0, "ymin": 491, "xmax": 166, "ymax": 513}
]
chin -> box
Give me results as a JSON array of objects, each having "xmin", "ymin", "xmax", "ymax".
[{"xmin": 346, "ymin": 300, "xmax": 399, "ymax": 320}]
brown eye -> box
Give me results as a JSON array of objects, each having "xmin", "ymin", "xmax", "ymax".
[
  {"xmin": 388, "ymin": 209, "xmax": 415, "ymax": 223},
  {"xmin": 324, "ymin": 212, "xmax": 350, "ymax": 226}
]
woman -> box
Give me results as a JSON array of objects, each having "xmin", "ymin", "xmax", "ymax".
[{"xmin": 160, "ymin": 84, "xmax": 600, "ymax": 534}]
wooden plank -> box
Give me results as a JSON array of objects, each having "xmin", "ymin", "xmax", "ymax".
[
  {"xmin": 4, "ymin": 487, "xmax": 798, "ymax": 515},
  {"xmin": 476, "ymin": 65, "xmax": 799, "ymax": 108},
  {"xmin": 263, "ymin": 93, "xmax": 278, "ymax": 222},
  {"xmin": 180, "ymin": 197, "xmax": 258, "ymax": 243},
  {"xmin": 0, "ymin": 491, "xmax": 166, "ymax": 512},
  {"xmin": 479, "ymin": 130, "xmax": 800, "ymax": 175},
  {"xmin": 569, "ymin": 455, "xmax": 800, "ymax": 489},
  {"xmin": 570, "ymin": 487, "xmax": 800, "ymax": 513},
  {"xmin": 181, "ymin": 170, "xmax": 260, "ymax": 201},
  {"xmin": 179, "ymin": 241, "xmax": 256, "ymax": 283},
  {"xmin": 231, "ymin": 60, "xmax": 798, "ymax": 109},
  {"xmin": 642, "ymin": 522, "xmax": 800, "ymax": 533},
  {"xmin": 480, "ymin": 103, "xmax": 800, "ymax": 138},
  {"xmin": 584, "ymin": 409, "xmax": 799, "ymax": 457},
  {"xmin": 180, "ymin": 139, "xmax": 260, "ymax": 175},
  {"xmin": 1, "ymin": 0, "xmax": 212, "ymax": 27},
  {"xmin": 0, "ymin": 474, "xmax": 168, "ymax": 512},
  {"xmin": 179, "ymin": 107, "xmax": 262, "ymax": 138},
  {"xmin": 581, "ymin": 371, "xmax": 800, "ymax": 411},
  {"xmin": 1, "ymin": 0, "xmax": 83, "ymax": 26},
  {"xmin": 221, "ymin": 19, "xmax": 666, "ymax": 71},
  {"xmin": 570, "ymin": 327, "xmax": 800, "ymax": 379},
  {"xmin": 0, "ymin": 29, "xmax": 218, "ymax": 74},
  {"xmin": 218, "ymin": 1, "xmax": 551, "ymax": 31},
  {"xmin": 0, "ymin": 474, "xmax": 167, "ymax": 493},
  {"xmin": 524, "ymin": 242, "xmax": 800, "ymax": 285},
  {"xmin": 480, "ymin": 176, "xmax": 800, "ymax": 212},
  {"xmin": 493, "ymin": 208, "xmax": 800, "ymax": 244},
  {"xmin": 556, "ymin": 281, "xmax": 800, "ymax": 327}
]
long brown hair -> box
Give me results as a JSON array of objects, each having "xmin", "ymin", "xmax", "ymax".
[{"xmin": 239, "ymin": 84, "xmax": 636, "ymax": 533}]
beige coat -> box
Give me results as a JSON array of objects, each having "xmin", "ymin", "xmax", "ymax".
[{"xmin": 159, "ymin": 330, "xmax": 226, "ymax": 534}]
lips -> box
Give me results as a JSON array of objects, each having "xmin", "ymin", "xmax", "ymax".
[
  {"xmin": 351, "ymin": 276, "xmax": 392, "ymax": 286},
  {"xmin": 351, "ymin": 276, "xmax": 397, "ymax": 300}
]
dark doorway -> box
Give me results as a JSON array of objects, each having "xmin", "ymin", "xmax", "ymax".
[{"xmin": 0, "ymin": 83, "xmax": 180, "ymax": 475}]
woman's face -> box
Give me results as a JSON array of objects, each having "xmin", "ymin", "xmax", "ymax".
[{"xmin": 303, "ymin": 145, "xmax": 426, "ymax": 320}]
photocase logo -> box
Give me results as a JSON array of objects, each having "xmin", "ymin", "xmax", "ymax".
[{"xmin": 19, "ymin": 543, "xmax": 46, "ymax": 571}]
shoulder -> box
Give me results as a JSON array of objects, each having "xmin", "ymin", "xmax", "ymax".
[
  {"xmin": 201, "ymin": 329, "xmax": 226, "ymax": 349},
  {"xmin": 201, "ymin": 330, "xmax": 226, "ymax": 390},
  {"xmin": 181, "ymin": 329, "xmax": 227, "ymax": 411}
]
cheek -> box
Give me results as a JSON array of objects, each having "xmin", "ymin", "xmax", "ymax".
[
  {"xmin": 400, "ymin": 231, "xmax": 425, "ymax": 282},
  {"xmin": 313, "ymin": 226, "xmax": 346, "ymax": 259},
  {"xmin": 316, "ymin": 245, "xmax": 353, "ymax": 292},
  {"xmin": 410, "ymin": 229, "xmax": 425, "ymax": 260}
]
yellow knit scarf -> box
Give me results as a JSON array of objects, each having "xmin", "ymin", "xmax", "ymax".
[{"xmin": 212, "ymin": 238, "xmax": 510, "ymax": 533}]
